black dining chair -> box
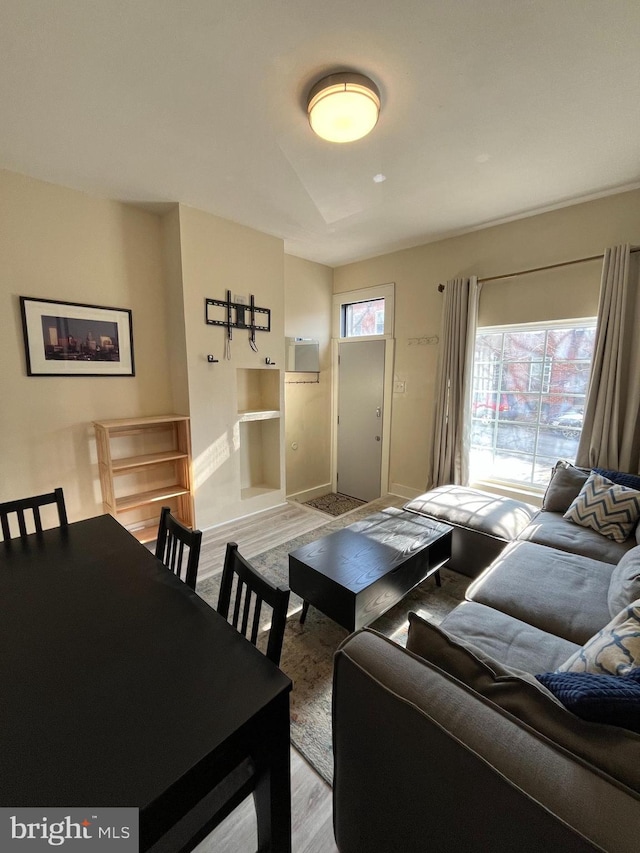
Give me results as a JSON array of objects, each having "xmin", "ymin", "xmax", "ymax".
[
  {"xmin": 218, "ymin": 542, "xmax": 290, "ymax": 666},
  {"xmin": 155, "ymin": 506, "xmax": 202, "ymax": 591},
  {"xmin": 152, "ymin": 542, "xmax": 289, "ymax": 852},
  {"xmin": 0, "ymin": 487, "xmax": 68, "ymax": 541}
]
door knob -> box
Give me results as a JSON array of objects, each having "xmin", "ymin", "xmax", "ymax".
[{"xmin": 375, "ymin": 436, "xmax": 381, "ymax": 441}]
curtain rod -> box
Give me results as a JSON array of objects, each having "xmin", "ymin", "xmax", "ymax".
[{"xmin": 437, "ymin": 246, "xmax": 640, "ymax": 291}]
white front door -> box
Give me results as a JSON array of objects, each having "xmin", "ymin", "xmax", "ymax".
[{"xmin": 337, "ymin": 340, "xmax": 386, "ymax": 502}]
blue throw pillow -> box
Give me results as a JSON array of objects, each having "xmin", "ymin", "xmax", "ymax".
[
  {"xmin": 536, "ymin": 669, "xmax": 640, "ymax": 733},
  {"xmin": 594, "ymin": 468, "xmax": 640, "ymax": 492}
]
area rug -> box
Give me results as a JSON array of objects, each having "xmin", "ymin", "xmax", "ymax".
[
  {"xmin": 302, "ymin": 492, "xmax": 366, "ymax": 516},
  {"xmin": 196, "ymin": 499, "xmax": 468, "ymax": 786}
]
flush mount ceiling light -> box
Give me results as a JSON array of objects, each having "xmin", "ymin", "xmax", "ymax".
[{"xmin": 307, "ymin": 72, "xmax": 380, "ymax": 143}]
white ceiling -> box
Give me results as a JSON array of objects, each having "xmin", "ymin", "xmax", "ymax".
[{"xmin": 1, "ymin": 0, "xmax": 639, "ymax": 267}]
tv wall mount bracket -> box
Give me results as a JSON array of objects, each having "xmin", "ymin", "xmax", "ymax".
[{"xmin": 205, "ymin": 291, "xmax": 271, "ymax": 354}]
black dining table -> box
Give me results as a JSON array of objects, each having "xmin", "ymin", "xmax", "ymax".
[{"xmin": 0, "ymin": 514, "xmax": 292, "ymax": 852}]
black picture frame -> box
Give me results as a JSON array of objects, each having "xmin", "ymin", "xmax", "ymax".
[{"xmin": 20, "ymin": 296, "xmax": 135, "ymax": 377}]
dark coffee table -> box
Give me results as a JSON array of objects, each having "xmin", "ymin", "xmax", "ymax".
[{"xmin": 288, "ymin": 507, "xmax": 452, "ymax": 632}]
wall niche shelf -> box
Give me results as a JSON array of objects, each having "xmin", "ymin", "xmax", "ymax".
[
  {"xmin": 236, "ymin": 369, "xmax": 281, "ymax": 500},
  {"xmin": 93, "ymin": 414, "xmax": 195, "ymax": 543},
  {"xmin": 238, "ymin": 409, "xmax": 280, "ymax": 422}
]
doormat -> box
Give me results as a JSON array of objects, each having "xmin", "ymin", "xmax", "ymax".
[{"xmin": 303, "ymin": 492, "xmax": 366, "ymax": 517}]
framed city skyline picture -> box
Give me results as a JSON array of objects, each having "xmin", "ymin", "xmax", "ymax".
[{"xmin": 20, "ymin": 297, "xmax": 135, "ymax": 377}]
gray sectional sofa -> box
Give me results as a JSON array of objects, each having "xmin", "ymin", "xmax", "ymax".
[{"xmin": 332, "ymin": 464, "xmax": 640, "ymax": 852}]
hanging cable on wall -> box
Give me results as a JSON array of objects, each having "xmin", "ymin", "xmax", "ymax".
[
  {"xmin": 225, "ymin": 290, "xmax": 233, "ymax": 359},
  {"xmin": 249, "ymin": 294, "xmax": 258, "ymax": 351}
]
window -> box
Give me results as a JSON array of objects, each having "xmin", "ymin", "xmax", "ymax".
[
  {"xmin": 333, "ymin": 283, "xmax": 394, "ymax": 339},
  {"xmin": 470, "ymin": 320, "xmax": 597, "ymax": 488},
  {"xmin": 342, "ymin": 298, "xmax": 385, "ymax": 337}
]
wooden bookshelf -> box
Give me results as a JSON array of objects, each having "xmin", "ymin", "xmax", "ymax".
[{"xmin": 93, "ymin": 415, "xmax": 195, "ymax": 543}]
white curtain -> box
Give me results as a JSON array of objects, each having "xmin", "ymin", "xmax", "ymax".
[
  {"xmin": 576, "ymin": 244, "xmax": 640, "ymax": 473},
  {"xmin": 429, "ymin": 276, "xmax": 481, "ymax": 487}
]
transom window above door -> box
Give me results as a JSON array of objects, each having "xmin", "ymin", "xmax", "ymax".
[
  {"xmin": 332, "ymin": 283, "xmax": 395, "ymax": 340},
  {"xmin": 342, "ymin": 298, "xmax": 385, "ymax": 337}
]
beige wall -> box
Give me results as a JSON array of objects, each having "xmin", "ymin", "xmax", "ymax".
[
  {"xmin": 0, "ymin": 170, "xmax": 173, "ymax": 520},
  {"xmin": 161, "ymin": 206, "xmax": 190, "ymax": 415},
  {"xmin": 0, "ymin": 170, "xmax": 334, "ymax": 534},
  {"xmin": 176, "ymin": 204, "xmax": 286, "ymax": 528},
  {"xmin": 4, "ymin": 168, "xmax": 637, "ymax": 525},
  {"xmin": 334, "ymin": 188, "xmax": 640, "ymax": 498},
  {"xmin": 283, "ymin": 254, "xmax": 333, "ymax": 499}
]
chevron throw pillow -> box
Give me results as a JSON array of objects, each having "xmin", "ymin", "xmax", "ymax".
[
  {"xmin": 556, "ymin": 599, "xmax": 640, "ymax": 675},
  {"xmin": 564, "ymin": 471, "xmax": 640, "ymax": 543}
]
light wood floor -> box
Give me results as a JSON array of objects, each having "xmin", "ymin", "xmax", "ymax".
[
  {"xmin": 196, "ymin": 500, "xmax": 332, "ymax": 582},
  {"xmin": 193, "ymin": 494, "xmax": 404, "ymax": 853},
  {"xmin": 196, "ymin": 748, "xmax": 337, "ymax": 853}
]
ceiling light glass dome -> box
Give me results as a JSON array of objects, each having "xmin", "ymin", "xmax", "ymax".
[{"xmin": 307, "ymin": 73, "xmax": 380, "ymax": 143}]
